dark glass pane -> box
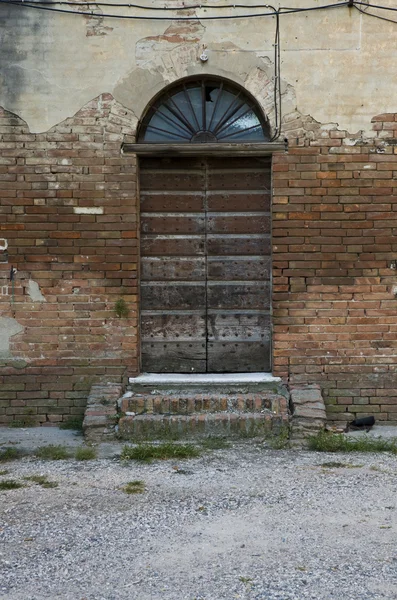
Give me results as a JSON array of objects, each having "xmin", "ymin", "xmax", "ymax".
[{"xmin": 139, "ymin": 79, "xmax": 269, "ymax": 143}]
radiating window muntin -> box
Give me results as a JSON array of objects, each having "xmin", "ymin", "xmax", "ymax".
[{"xmin": 139, "ymin": 79, "xmax": 270, "ymax": 143}]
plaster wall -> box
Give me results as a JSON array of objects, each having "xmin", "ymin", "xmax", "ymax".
[{"xmin": 1, "ymin": 0, "xmax": 396, "ymax": 135}]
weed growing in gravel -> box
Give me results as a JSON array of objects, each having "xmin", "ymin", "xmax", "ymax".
[
  {"xmin": 0, "ymin": 447, "xmax": 21, "ymax": 462},
  {"xmin": 0, "ymin": 479, "xmax": 25, "ymax": 491},
  {"xmin": 35, "ymin": 445, "xmax": 72, "ymax": 460},
  {"xmin": 59, "ymin": 417, "xmax": 84, "ymax": 431},
  {"xmin": 0, "ymin": 469, "xmax": 10, "ymax": 476},
  {"xmin": 239, "ymin": 576, "xmax": 253, "ymax": 585},
  {"xmin": 200, "ymin": 437, "xmax": 230, "ymax": 450},
  {"xmin": 308, "ymin": 431, "xmax": 397, "ymax": 453},
  {"xmin": 23, "ymin": 475, "xmax": 58, "ymax": 488},
  {"xmin": 121, "ymin": 442, "xmax": 200, "ymax": 462},
  {"xmin": 122, "ymin": 480, "xmax": 146, "ymax": 494},
  {"xmin": 75, "ymin": 447, "xmax": 97, "ymax": 461}
]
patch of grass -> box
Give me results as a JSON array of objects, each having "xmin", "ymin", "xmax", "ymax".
[
  {"xmin": 35, "ymin": 445, "xmax": 71, "ymax": 460},
  {"xmin": 0, "ymin": 479, "xmax": 25, "ymax": 491},
  {"xmin": 0, "ymin": 447, "xmax": 21, "ymax": 462},
  {"xmin": 308, "ymin": 431, "xmax": 397, "ymax": 454},
  {"xmin": 23, "ymin": 475, "xmax": 59, "ymax": 488},
  {"xmin": 59, "ymin": 417, "xmax": 84, "ymax": 431},
  {"xmin": 9, "ymin": 418, "xmax": 36, "ymax": 428},
  {"xmin": 200, "ymin": 437, "xmax": 230, "ymax": 450},
  {"xmin": 9, "ymin": 408, "xmax": 36, "ymax": 428},
  {"xmin": 74, "ymin": 446, "xmax": 97, "ymax": 461},
  {"xmin": 267, "ymin": 426, "xmax": 291, "ymax": 450},
  {"xmin": 0, "ymin": 469, "xmax": 10, "ymax": 476},
  {"xmin": 122, "ymin": 480, "xmax": 145, "ymax": 494},
  {"xmin": 121, "ymin": 442, "xmax": 200, "ymax": 463}
]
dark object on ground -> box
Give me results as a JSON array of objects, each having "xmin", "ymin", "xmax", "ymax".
[{"xmin": 345, "ymin": 416, "xmax": 375, "ymax": 433}]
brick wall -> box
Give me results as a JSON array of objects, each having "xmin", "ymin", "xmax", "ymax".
[
  {"xmin": 2, "ymin": 98, "xmax": 397, "ymax": 426},
  {"xmin": 273, "ymin": 113, "xmax": 397, "ymax": 423},
  {"xmin": 0, "ymin": 95, "xmax": 139, "ymax": 425}
]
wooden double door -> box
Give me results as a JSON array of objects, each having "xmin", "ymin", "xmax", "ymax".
[{"xmin": 140, "ymin": 156, "xmax": 271, "ymax": 373}]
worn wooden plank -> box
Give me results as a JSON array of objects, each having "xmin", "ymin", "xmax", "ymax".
[
  {"xmin": 207, "ymin": 234, "xmax": 271, "ymax": 256},
  {"xmin": 207, "ymin": 192, "xmax": 270, "ymax": 212},
  {"xmin": 141, "ymin": 193, "xmax": 205, "ymax": 213},
  {"xmin": 141, "ymin": 214, "xmax": 205, "ymax": 235},
  {"xmin": 140, "ymin": 170, "xmax": 204, "ymax": 191},
  {"xmin": 207, "ymin": 214, "xmax": 270, "ymax": 234},
  {"xmin": 139, "ymin": 157, "xmax": 205, "ymax": 169},
  {"xmin": 141, "ymin": 313, "xmax": 206, "ymax": 341},
  {"xmin": 141, "ymin": 235, "xmax": 205, "ymax": 257},
  {"xmin": 141, "ymin": 283, "xmax": 206, "ymax": 310},
  {"xmin": 207, "ymin": 282, "xmax": 271, "ymax": 310},
  {"xmin": 207, "ymin": 170, "xmax": 271, "ymax": 191},
  {"xmin": 207, "ymin": 157, "xmax": 272, "ymax": 169},
  {"xmin": 207, "ymin": 342, "xmax": 271, "ymax": 372},
  {"xmin": 207, "ymin": 312, "xmax": 270, "ymax": 342},
  {"xmin": 207, "ymin": 257, "xmax": 271, "ymax": 281},
  {"xmin": 141, "ymin": 257, "xmax": 205, "ymax": 281},
  {"xmin": 142, "ymin": 342, "xmax": 206, "ymax": 373}
]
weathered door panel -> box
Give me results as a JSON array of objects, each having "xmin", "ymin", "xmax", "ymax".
[
  {"xmin": 207, "ymin": 282, "xmax": 271, "ymax": 310},
  {"xmin": 141, "ymin": 214, "xmax": 205, "ymax": 234},
  {"xmin": 141, "ymin": 235, "xmax": 205, "ymax": 257},
  {"xmin": 141, "ymin": 283, "xmax": 206, "ymax": 310},
  {"xmin": 142, "ymin": 342, "xmax": 207, "ymax": 373},
  {"xmin": 141, "ymin": 193, "xmax": 205, "ymax": 213},
  {"xmin": 207, "ymin": 214, "xmax": 270, "ymax": 234},
  {"xmin": 205, "ymin": 157, "xmax": 271, "ymax": 372},
  {"xmin": 140, "ymin": 157, "xmax": 206, "ymax": 372},
  {"xmin": 207, "ymin": 342, "xmax": 271, "ymax": 372},
  {"xmin": 207, "ymin": 257, "xmax": 271, "ymax": 281},
  {"xmin": 206, "ymin": 235, "xmax": 271, "ymax": 256},
  {"xmin": 207, "ymin": 192, "xmax": 271, "ymax": 212},
  {"xmin": 140, "ymin": 156, "xmax": 271, "ymax": 373},
  {"xmin": 206, "ymin": 312, "xmax": 271, "ymax": 342},
  {"xmin": 141, "ymin": 257, "xmax": 205, "ymax": 281},
  {"xmin": 141, "ymin": 313, "xmax": 206, "ymax": 341}
]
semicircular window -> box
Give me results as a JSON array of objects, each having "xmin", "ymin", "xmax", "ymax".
[{"xmin": 138, "ymin": 79, "xmax": 270, "ymax": 143}]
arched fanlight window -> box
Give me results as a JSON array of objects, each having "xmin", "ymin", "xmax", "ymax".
[{"xmin": 138, "ymin": 78, "xmax": 270, "ymax": 143}]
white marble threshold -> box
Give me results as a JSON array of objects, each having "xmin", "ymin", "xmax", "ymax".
[{"xmin": 129, "ymin": 373, "xmax": 281, "ymax": 385}]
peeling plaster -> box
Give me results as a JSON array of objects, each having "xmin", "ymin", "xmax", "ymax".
[
  {"xmin": 0, "ymin": 317, "xmax": 24, "ymax": 356},
  {"xmin": 1, "ymin": 5, "xmax": 396, "ymax": 135},
  {"xmin": 27, "ymin": 280, "xmax": 46, "ymax": 303}
]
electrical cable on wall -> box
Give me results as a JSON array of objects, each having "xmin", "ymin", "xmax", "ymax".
[
  {"xmin": 1, "ymin": 0, "xmax": 395, "ymax": 140},
  {"xmin": 0, "ymin": 0, "xmax": 351, "ymax": 19}
]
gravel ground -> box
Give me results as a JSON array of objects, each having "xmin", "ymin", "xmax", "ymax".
[{"xmin": 1, "ymin": 441, "xmax": 397, "ymax": 600}]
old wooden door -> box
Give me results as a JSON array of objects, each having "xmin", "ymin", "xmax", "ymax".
[{"xmin": 140, "ymin": 156, "xmax": 271, "ymax": 373}]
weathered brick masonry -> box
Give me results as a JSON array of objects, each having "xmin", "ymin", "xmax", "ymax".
[
  {"xmin": 2, "ymin": 100, "xmax": 397, "ymax": 425},
  {"xmin": 0, "ymin": 94, "xmax": 139, "ymax": 425},
  {"xmin": 273, "ymin": 113, "xmax": 397, "ymax": 423}
]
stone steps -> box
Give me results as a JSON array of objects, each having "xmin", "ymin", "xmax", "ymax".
[
  {"xmin": 116, "ymin": 373, "xmax": 290, "ymax": 440},
  {"xmin": 118, "ymin": 411, "xmax": 285, "ymax": 440}
]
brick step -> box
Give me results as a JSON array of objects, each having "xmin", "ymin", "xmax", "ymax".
[
  {"xmin": 119, "ymin": 392, "xmax": 288, "ymax": 416},
  {"xmin": 118, "ymin": 410, "xmax": 287, "ymax": 440}
]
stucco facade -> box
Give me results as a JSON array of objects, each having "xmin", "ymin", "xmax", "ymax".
[{"xmin": 1, "ymin": 0, "xmax": 397, "ymax": 425}]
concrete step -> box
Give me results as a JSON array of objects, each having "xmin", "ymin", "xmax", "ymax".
[
  {"xmin": 118, "ymin": 410, "xmax": 287, "ymax": 440},
  {"xmin": 128, "ymin": 372, "xmax": 284, "ymax": 394}
]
